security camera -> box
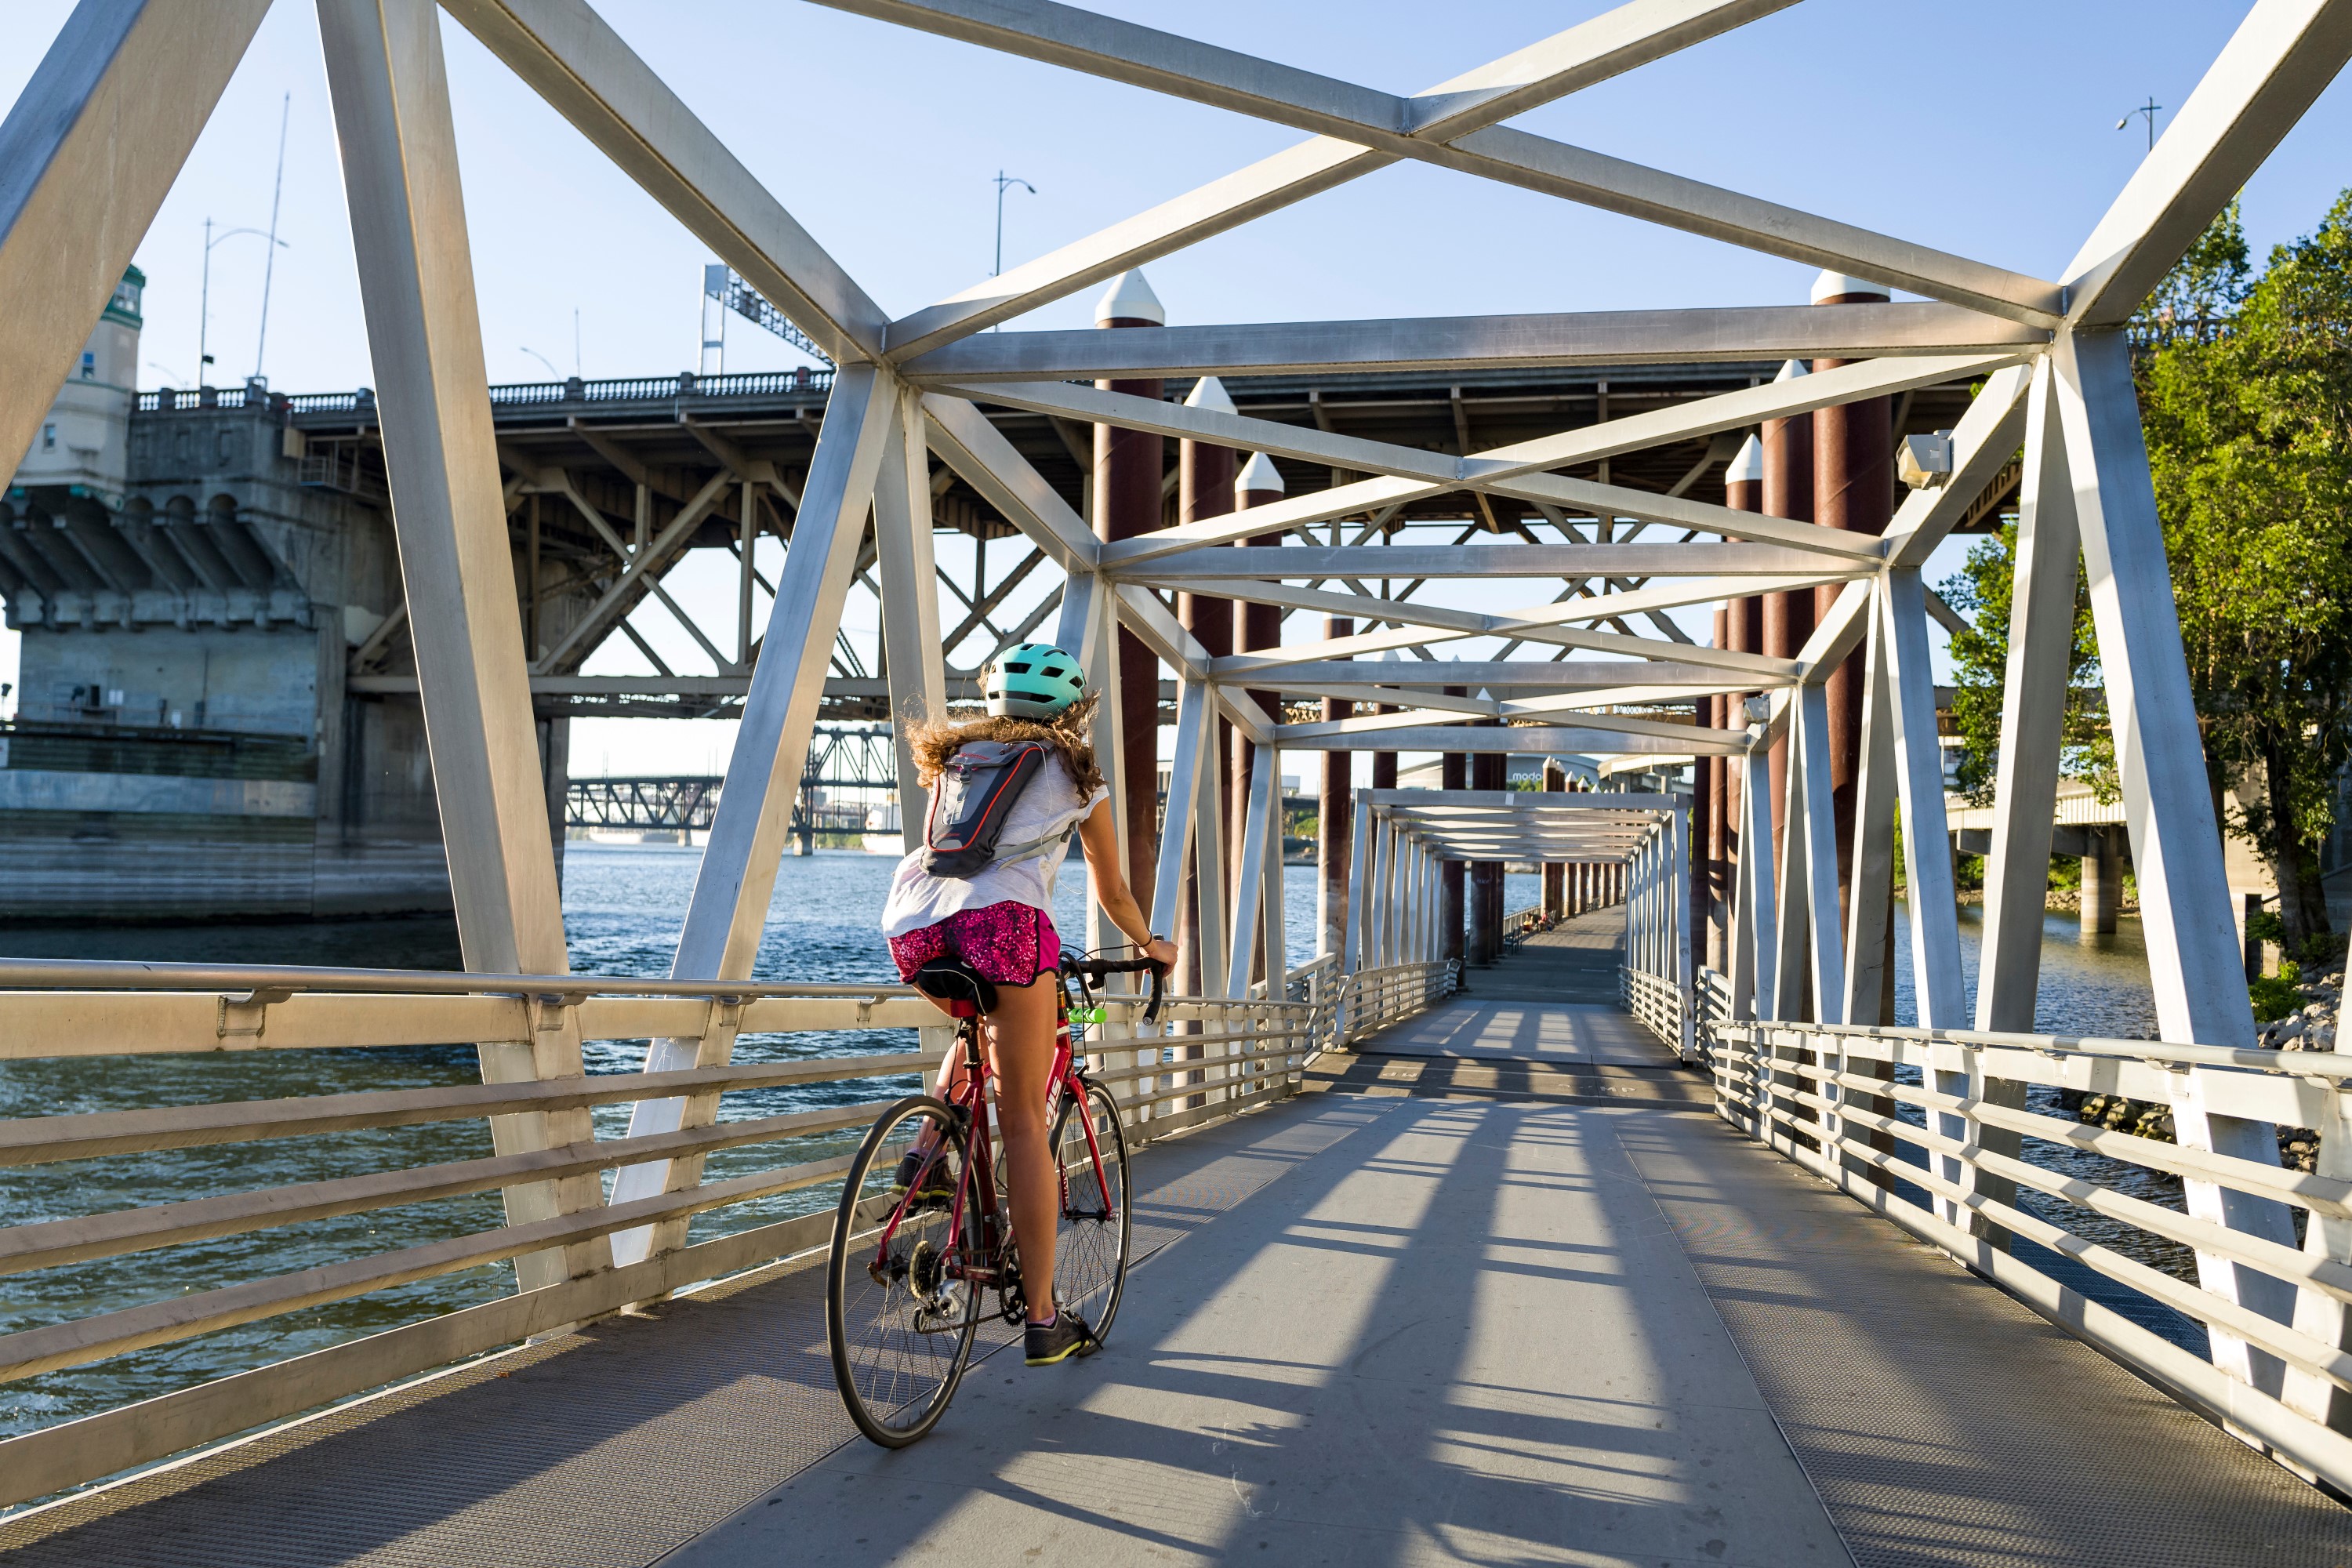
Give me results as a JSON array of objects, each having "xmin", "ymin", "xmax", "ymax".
[{"xmin": 1897, "ymin": 430, "xmax": 1955, "ymax": 489}]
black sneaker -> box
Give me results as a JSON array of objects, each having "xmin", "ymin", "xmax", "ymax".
[
  {"xmin": 891, "ymin": 1149, "xmax": 955, "ymax": 1208},
  {"xmin": 1024, "ymin": 1308, "xmax": 1097, "ymax": 1367}
]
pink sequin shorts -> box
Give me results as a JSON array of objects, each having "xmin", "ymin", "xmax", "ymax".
[{"xmin": 888, "ymin": 902, "xmax": 1062, "ymax": 988}]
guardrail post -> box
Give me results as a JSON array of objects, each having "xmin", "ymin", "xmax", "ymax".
[
  {"xmin": 2057, "ymin": 326, "xmax": 2299, "ymax": 1391},
  {"xmin": 321, "ymin": 0, "xmax": 609, "ymax": 1289}
]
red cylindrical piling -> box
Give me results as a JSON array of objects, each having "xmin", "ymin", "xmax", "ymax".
[
  {"xmin": 1812, "ymin": 270, "xmax": 1894, "ymax": 933},
  {"xmin": 1319, "ymin": 616, "xmax": 1352, "ymax": 959},
  {"xmin": 1177, "ymin": 375, "xmax": 1237, "ymax": 996},
  {"xmin": 1234, "ymin": 452, "xmax": 1285, "ymax": 984},
  {"xmin": 1760, "ymin": 365, "xmax": 1813, "ymax": 872},
  {"xmin": 1093, "ymin": 269, "xmax": 1166, "ymax": 915}
]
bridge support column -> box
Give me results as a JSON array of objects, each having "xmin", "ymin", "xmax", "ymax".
[
  {"xmin": 1813, "ymin": 274, "xmax": 1896, "ymax": 939},
  {"xmin": 1470, "ymin": 750, "xmax": 1503, "ymax": 964},
  {"xmin": 1440, "ymin": 739, "xmax": 1466, "ymax": 971},
  {"xmin": 321, "ymin": 0, "xmax": 604, "ymax": 1290},
  {"xmin": 1094, "ymin": 272, "xmax": 1166, "ymax": 917},
  {"xmin": 615, "ymin": 358, "xmax": 894, "ymax": 1265},
  {"xmin": 2057, "ymin": 326, "xmax": 2298, "ymax": 1394},
  {"xmin": 1541, "ymin": 759, "xmax": 1566, "ymax": 922},
  {"xmin": 1233, "ymin": 456, "xmax": 1285, "ymax": 982},
  {"xmin": 1178, "ymin": 382, "xmax": 1236, "ymax": 1000},
  {"xmin": 875, "ymin": 387, "xmax": 945, "ymax": 855},
  {"xmin": 1762, "ymin": 359, "xmax": 1814, "ymax": 877},
  {"xmin": 1319, "ymin": 619, "xmax": 1352, "ymax": 957},
  {"xmin": 2082, "ymin": 827, "xmax": 2121, "ymax": 935}
]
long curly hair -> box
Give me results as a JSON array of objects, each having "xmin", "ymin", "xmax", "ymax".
[{"xmin": 905, "ymin": 694, "xmax": 1103, "ymax": 797}]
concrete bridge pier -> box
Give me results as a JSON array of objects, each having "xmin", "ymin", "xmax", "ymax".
[{"xmin": 2082, "ymin": 823, "xmax": 2122, "ymax": 935}]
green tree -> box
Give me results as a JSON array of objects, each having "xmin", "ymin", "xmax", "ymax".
[
  {"xmin": 1939, "ymin": 517, "xmax": 2111, "ymax": 807},
  {"xmin": 1938, "ymin": 196, "xmax": 2352, "ymax": 950},
  {"xmin": 2141, "ymin": 192, "xmax": 2352, "ymax": 949}
]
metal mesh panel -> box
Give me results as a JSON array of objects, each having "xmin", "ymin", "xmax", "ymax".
[{"xmin": 1619, "ymin": 1112, "xmax": 2352, "ymax": 1567}]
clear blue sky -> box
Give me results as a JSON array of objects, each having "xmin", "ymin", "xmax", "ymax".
[{"xmin": 4, "ymin": 2, "xmax": 2348, "ymax": 772}]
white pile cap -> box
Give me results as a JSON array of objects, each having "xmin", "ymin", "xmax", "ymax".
[
  {"xmin": 1093, "ymin": 269, "xmax": 1165, "ymax": 325},
  {"xmin": 1236, "ymin": 452, "xmax": 1285, "ymax": 495}
]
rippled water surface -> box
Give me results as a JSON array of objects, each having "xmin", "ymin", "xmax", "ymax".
[
  {"xmin": 1880, "ymin": 900, "xmax": 2202, "ymax": 1348},
  {"xmin": 0, "ymin": 848, "xmax": 1541, "ymax": 1440},
  {"xmin": 2, "ymin": 861, "xmax": 2163, "ymax": 1438}
]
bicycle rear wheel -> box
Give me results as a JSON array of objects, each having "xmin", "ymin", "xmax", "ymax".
[
  {"xmin": 827, "ymin": 1095, "xmax": 982, "ymax": 1447},
  {"xmin": 1049, "ymin": 1081, "xmax": 1131, "ymax": 1343}
]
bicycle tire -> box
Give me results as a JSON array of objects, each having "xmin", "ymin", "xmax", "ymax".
[
  {"xmin": 826, "ymin": 1094, "xmax": 982, "ymax": 1448},
  {"xmin": 1048, "ymin": 1081, "xmax": 1131, "ymax": 1344}
]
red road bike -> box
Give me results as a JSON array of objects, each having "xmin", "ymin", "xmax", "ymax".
[{"xmin": 825, "ymin": 950, "xmax": 1157, "ymax": 1446}]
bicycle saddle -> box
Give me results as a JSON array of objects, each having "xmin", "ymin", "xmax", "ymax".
[{"xmin": 911, "ymin": 955, "xmax": 997, "ymax": 1018}]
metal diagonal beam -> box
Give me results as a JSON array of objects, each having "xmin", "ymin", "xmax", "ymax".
[
  {"xmin": 535, "ymin": 470, "xmax": 733, "ymax": 673},
  {"xmin": 1200, "ymin": 572, "xmax": 1853, "ymax": 670},
  {"xmin": 1245, "ymin": 657, "xmax": 1789, "ymax": 689},
  {"xmin": 1430, "ymin": 127, "xmax": 2062, "ymax": 326},
  {"xmin": 321, "ymin": 0, "xmax": 602, "ymax": 1292},
  {"xmin": 2063, "ymin": 0, "xmax": 2352, "ymax": 328},
  {"xmin": 919, "ymin": 394, "xmax": 1097, "ymax": 568},
  {"xmin": 441, "ymin": 0, "xmax": 887, "ymax": 362},
  {"xmin": 670, "ymin": 364, "xmax": 895, "ymax": 984},
  {"xmin": 1112, "ymin": 543, "xmax": 1850, "ymax": 582},
  {"xmin": 904, "ymin": 306, "xmax": 2043, "ymax": 384},
  {"xmin": 1091, "ymin": 353, "xmax": 2016, "ymax": 564},
  {"xmin": 869, "ymin": 0, "xmax": 1787, "ymax": 358},
  {"xmin": 0, "ymin": 0, "xmax": 272, "ymax": 480},
  {"xmin": 839, "ymin": 0, "xmax": 2059, "ymax": 332}
]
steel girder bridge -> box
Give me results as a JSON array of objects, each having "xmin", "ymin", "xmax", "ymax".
[
  {"xmin": 5, "ymin": 1, "xmax": 2352, "ymax": 1559},
  {"xmin": 566, "ymin": 727, "xmax": 898, "ymax": 846}
]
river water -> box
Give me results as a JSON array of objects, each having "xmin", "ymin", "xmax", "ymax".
[
  {"xmin": 2, "ymin": 855, "xmax": 2158, "ymax": 1441},
  {"xmin": 0, "ymin": 848, "xmax": 1530, "ymax": 1442}
]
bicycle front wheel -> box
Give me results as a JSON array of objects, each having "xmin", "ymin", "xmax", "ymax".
[
  {"xmin": 1050, "ymin": 1081, "xmax": 1131, "ymax": 1344},
  {"xmin": 827, "ymin": 1095, "xmax": 981, "ymax": 1448}
]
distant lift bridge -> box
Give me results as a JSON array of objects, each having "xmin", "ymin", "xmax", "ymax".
[{"xmin": 567, "ymin": 725, "xmax": 897, "ymax": 846}]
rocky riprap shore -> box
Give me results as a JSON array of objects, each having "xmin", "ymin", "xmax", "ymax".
[{"xmin": 2071, "ymin": 963, "xmax": 2343, "ymax": 1173}]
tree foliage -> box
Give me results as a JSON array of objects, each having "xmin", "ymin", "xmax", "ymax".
[
  {"xmin": 2141, "ymin": 193, "xmax": 2352, "ymax": 947},
  {"xmin": 1940, "ymin": 519, "xmax": 2111, "ymax": 807},
  {"xmin": 1938, "ymin": 194, "xmax": 2352, "ymax": 949}
]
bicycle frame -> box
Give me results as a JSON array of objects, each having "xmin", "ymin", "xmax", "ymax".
[{"xmin": 865, "ymin": 972, "xmax": 1118, "ymax": 1311}]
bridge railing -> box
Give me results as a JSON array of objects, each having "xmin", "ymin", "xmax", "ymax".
[
  {"xmin": 1708, "ymin": 1015, "xmax": 2352, "ymax": 1493},
  {"xmin": 1334, "ymin": 960, "xmax": 1458, "ymax": 1045},
  {"xmin": 0, "ymin": 955, "xmax": 1443, "ymax": 1507},
  {"xmin": 1620, "ymin": 964, "xmax": 1693, "ymax": 1062}
]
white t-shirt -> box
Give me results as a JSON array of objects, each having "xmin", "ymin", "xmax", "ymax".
[{"xmin": 880, "ymin": 750, "xmax": 1109, "ymax": 938}]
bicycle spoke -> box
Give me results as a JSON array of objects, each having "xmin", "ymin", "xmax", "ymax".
[
  {"xmin": 1050, "ymin": 1083, "xmax": 1131, "ymax": 1339},
  {"xmin": 828, "ymin": 1098, "xmax": 982, "ymax": 1446}
]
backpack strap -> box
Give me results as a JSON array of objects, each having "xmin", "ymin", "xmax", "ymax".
[{"xmin": 987, "ymin": 824, "xmax": 1074, "ymax": 866}]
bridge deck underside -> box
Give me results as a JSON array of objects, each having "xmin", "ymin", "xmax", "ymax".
[{"xmin": 6, "ymin": 1033, "xmax": 2350, "ymax": 1565}]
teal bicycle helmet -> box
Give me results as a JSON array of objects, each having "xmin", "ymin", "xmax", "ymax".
[{"xmin": 983, "ymin": 642, "xmax": 1087, "ymax": 718}]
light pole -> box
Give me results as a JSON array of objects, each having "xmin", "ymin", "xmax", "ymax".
[
  {"xmin": 520, "ymin": 347, "xmax": 561, "ymax": 380},
  {"xmin": 993, "ymin": 169, "xmax": 1036, "ymax": 278},
  {"xmin": 198, "ymin": 218, "xmax": 285, "ymax": 387},
  {"xmin": 2117, "ymin": 97, "xmax": 2162, "ymax": 152},
  {"xmin": 992, "ymin": 172, "xmax": 1036, "ymax": 334}
]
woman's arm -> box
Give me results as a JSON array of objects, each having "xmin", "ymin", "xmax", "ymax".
[{"xmin": 1074, "ymin": 797, "xmax": 1178, "ymax": 969}]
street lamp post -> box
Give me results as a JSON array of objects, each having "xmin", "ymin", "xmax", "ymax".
[
  {"xmin": 992, "ymin": 169, "xmax": 1036, "ymax": 278},
  {"xmin": 2117, "ymin": 97, "xmax": 2163, "ymax": 152},
  {"xmin": 198, "ymin": 218, "xmax": 286, "ymax": 387}
]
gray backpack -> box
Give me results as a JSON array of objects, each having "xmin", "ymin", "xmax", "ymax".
[{"xmin": 920, "ymin": 740, "xmax": 1070, "ymax": 878}]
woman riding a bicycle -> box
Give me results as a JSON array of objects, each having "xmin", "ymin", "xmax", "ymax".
[{"xmin": 878, "ymin": 643, "xmax": 1175, "ymax": 1370}]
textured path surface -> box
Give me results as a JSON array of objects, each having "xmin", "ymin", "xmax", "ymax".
[
  {"xmin": 667, "ymin": 1095, "xmax": 1853, "ymax": 1568},
  {"xmin": 1461, "ymin": 906, "xmax": 1626, "ymax": 1004},
  {"xmin": 13, "ymin": 979, "xmax": 2352, "ymax": 1565}
]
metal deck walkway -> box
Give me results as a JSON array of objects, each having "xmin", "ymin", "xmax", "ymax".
[{"xmin": 8, "ymin": 950, "xmax": 2349, "ymax": 1566}]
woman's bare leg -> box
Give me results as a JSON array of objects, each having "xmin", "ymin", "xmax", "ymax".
[{"xmin": 984, "ymin": 975, "xmax": 1060, "ymax": 1324}]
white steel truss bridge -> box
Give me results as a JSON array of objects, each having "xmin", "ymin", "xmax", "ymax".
[{"xmin": 3, "ymin": 0, "xmax": 2352, "ymax": 1560}]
